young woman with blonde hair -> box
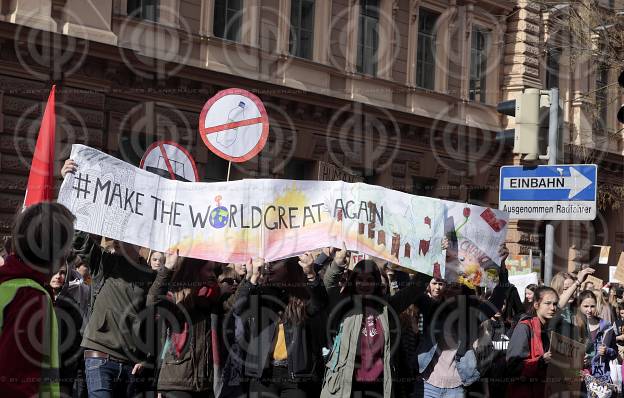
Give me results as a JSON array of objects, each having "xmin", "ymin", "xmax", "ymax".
[{"xmin": 591, "ymin": 288, "xmax": 613, "ymax": 323}]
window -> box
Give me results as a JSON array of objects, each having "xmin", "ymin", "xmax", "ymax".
[
  {"xmin": 416, "ymin": 8, "xmax": 439, "ymax": 89},
  {"xmin": 118, "ymin": 134, "xmax": 153, "ymax": 167},
  {"xmin": 290, "ymin": 0, "xmax": 315, "ymax": 59},
  {"xmin": 127, "ymin": 0, "xmax": 159, "ymax": 21},
  {"xmin": 412, "ymin": 177, "xmax": 436, "ymax": 197},
  {"xmin": 595, "ymin": 64, "xmax": 609, "ymax": 133},
  {"xmin": 214, "ymin": 0, "xmax": 243, "ymax": 41},
  {"xmin": 468, "ymin": 187, "xmax": 488, "ymax": 204},
  {"xmin": 469, "ymin": 27, "xmax": 489, "ymax": 103},
  {"xmin": 204, "ymin": 151, "xmax": 229, "ymax": 182},
  {"xmin": 546, "ymin": 47, "xmax": 561, "ymax": 89},
  {"xmin": 357, "ymin": 0, "xmax": 379, "ymax": 76},
  {"xmin": 283, "ymin": 158, "xmax": 313, "ymax": 180}
]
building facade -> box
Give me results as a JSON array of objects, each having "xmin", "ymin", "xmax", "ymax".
[{"xmin": 0, "ymin": 0, "xmax": 622, "ymax": 275}]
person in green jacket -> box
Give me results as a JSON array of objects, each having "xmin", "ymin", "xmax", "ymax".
[{"xmin": 321, "ymin": 241, "xmax": 447, "ymax": 398}]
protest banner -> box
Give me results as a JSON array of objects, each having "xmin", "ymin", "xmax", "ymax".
[
  {"xmin": 348, "ymin": 251, "xmax": 368, "ymax": 270},
  {"xmin": 506, "ymin": 253, "xmax": 535, "ymax": 276},
  {"xmin": 444, "ymin": 202, "xmax": 509, "ymax": 288},
  {"xmin": 58, "ymin": 145, "xmax": 448, "ymax": 276},
  {"xmin": 545, "ymin": 331, "xmax": 584, "ymax": 397}
]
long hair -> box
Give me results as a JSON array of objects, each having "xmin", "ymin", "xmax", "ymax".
[
  {"xmin": 343, "ymin": 259, "xmax": 387, "ymax": 297},
  {"xmin": 486, "ymin": 284, "xmax": 524, "ymax": 324},
  {"xmin": 575, "ymin": 290, "xmax": 598, "ymax": 342},
  {"xmin": 550, "ymin": 272, "xmax": 574, "ymax": 296},
  {"xmin": 170, "ymin": 258, "xmax": 220, "ymax": 309},
  {"xmin": 608, "ymin": 286, "xmax": 619, "ymax": 309},
  {"xmin": 524, "ymin": 283, "xmax": 538, "ymax": 312},
  {"xmin": 528, "ymin": 286, "xmax": 559, "ymax": 317},
  {"xmin": 399, "ymin": 304, "xmax": 420, "ymax": 334},
  {"xmin": 592, "ymin": 288, "xmax": 610, "ymax": 320},
  {"xmin": 264, "ymin": 257, "xmax": 310, "ymax": 325}
]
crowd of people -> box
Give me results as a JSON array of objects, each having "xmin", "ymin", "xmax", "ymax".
[{"xmin": 1, "ymin": 161, "xmax": 624, "ymax": 398}]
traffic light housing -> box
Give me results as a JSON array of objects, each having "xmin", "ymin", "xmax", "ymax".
[
  {"xmin": 497, "ymin": 88, "xmax": 542, "ymax": 161},
  {"xmin": 618, "ymin": 71, "xmax": 624, "ymax": 124}
]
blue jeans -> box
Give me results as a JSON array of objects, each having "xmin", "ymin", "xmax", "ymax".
[
  {"xmin": 422, "ymin": 382, "xmax": 465, "ymax": 398},
  {"xmin": 85, "ymin": 357, "xmax": 137, "ymax": 398}
]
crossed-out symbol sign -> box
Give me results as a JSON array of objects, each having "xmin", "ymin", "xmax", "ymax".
[{"xmin": 199, "ymin": 88, "xmax": 270, "ymax": 163}]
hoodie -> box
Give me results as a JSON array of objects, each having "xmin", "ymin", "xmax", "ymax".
[
  {"xmin": 585, "ymin": 319, "xmax": 617, "ymax": 383},
  {"xmin": 0, "ymin": 255, "xmax": 55, "ymax": 398}
]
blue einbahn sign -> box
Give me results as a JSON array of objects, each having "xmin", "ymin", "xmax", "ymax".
[{"xmin": 499, "ymin": 164, "xmax": 597, "ymax": 220}]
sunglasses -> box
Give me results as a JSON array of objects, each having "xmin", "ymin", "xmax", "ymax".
[{"xmin": 220, "ymin": 278, "xmax": 236, "ymax": 285}]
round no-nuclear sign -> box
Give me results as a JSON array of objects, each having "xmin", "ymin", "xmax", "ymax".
[{"xmin": 199, "ymin": 88, "xmax": 269, "ymax": 162}]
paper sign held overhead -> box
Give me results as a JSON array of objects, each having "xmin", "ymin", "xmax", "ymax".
[
  {"xmin": 615, "ymin": 252, "xmax": 624, "ymax": 283},
  {"xmin": 583, "ymin": 275, "xmax": 604, "ymax": 290},
  {"xmin": 140, "ymin": 141, "xmax": 199, "ymax": 182},
  {"xmin": 199, "ymin": 88, "xmax": 269, "ymax": 163}
]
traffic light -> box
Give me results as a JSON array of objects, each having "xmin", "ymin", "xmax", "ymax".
[
  {"xmin": 618, "ymin": 71, "xmax": 624, "ymax": 124},
  {"xmin": 497, "ymin": 88, "xmax": 542, "ymax": 161}
]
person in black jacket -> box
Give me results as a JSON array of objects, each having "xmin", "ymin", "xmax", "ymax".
[
  {"xmin": 235, "ymin": 254, "xmax": 328, "ymax": 398},
  {"xmin": 147, "ymin": 251, "xmax": 223, "ymax": 398}
]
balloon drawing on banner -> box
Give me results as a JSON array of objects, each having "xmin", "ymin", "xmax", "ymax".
[
  {"xmin": 198, "ymin": 88, "xmax": 269, "ymax": 162},
  {"xmin": 140, "ymin": 141, "xmax": 199, "ymax": 182}
]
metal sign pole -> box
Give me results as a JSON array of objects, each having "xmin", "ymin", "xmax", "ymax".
[{"xmin": 544, "ymin": 88, "xmax": 559, "ymax": 285}]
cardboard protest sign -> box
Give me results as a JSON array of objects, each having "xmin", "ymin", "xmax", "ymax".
[
  {"xmin": 545, "ymin": 331, "xmax": 584, "ymax": 397},
  {"xmin": 444, "ymin": 202, "xmax": 509, "ymax": 288},
  {"xmin": 614, "ymin": 252, "xmax": 624, "ymax": 283},
  {"xmin": 590, "ymin": 245, "xmax": 611, "ymax": 265},
  {"xmin": 58, "ymin": 145, "xmax": 446, "ymax": 276},
  {"xmin": 610, "ymin": 266, "xmax": 620, "ymax": 283},
  {"xmin": 583, "ymin": 274, "xmax": 604, "ymax": 290}
]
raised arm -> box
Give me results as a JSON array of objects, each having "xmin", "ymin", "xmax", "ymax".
[
  {"xmin": 232, "ymin": 258, "xmax": 263, "ymax": 316},
  {"xmin": 146, "ymin": 251, "xmax": 189, "ymax": 330},
  {"xmin": 298, "ymin": 252, "xmax": 329, "ymax": 317},
  {"xmin": 558, "ymin": 267, "xmax": 594, "ymax": 308},
  {"xmin": 323, "ymin": 243, "xmax": 349, "ymax": 306}
]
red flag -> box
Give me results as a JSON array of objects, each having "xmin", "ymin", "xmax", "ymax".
[{"xmin": 24, "ymin": 85, "xmax": 56, "ymax": 207}]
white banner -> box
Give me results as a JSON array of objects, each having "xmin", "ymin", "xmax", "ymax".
[
  {"xmin": 59, "ymin": 145, "xmax": 447, "ymax": 276},
  {"xmin": 58, "ymin": 145, "xmax": 510, "ymax": 279},
  {"xmin": 444, "ymin": 202, "xmax": 509, "ymax": 288}
]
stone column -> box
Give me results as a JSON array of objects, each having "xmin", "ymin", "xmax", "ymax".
[
  {"xmin": 61, "ymin": 0, "xmax": 117, "ymax": 45},
  {"xmin": 6, "ymin": 0, "xmax": 57, "ymax": 31}
]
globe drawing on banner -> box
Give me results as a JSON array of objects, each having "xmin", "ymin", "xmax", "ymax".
[
  {"xmin": 140, "ymin": 141, "xmax": 199, "ymax": 182},
  {"xmin": 199, "ymin": 88, "xmax": 269, "ymax": 162},
  {"xmin": 209, "ymin": 196, "xmax": 229, "ymax": 228}
]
